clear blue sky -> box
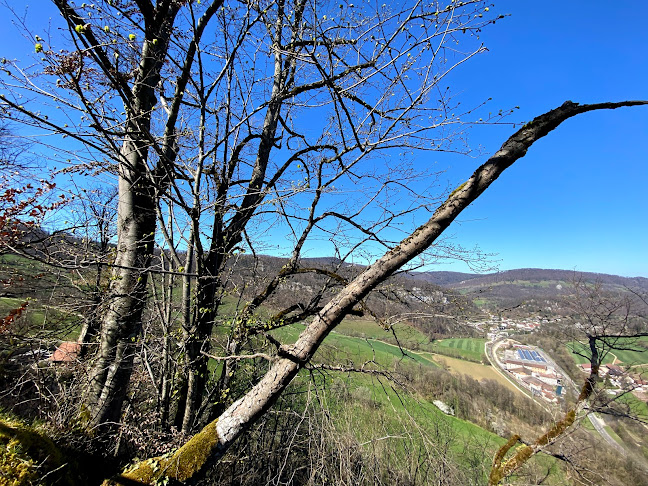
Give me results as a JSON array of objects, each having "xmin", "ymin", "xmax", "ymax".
[
  {"xmin": 1, "ymin": 1, "xmax": 646, "ymax": 277},
  {"xmin": 422, "ymin": 1, "xmax": 648, "ymax": 277}
]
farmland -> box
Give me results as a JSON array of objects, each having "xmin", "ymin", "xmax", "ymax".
[
  {"xmin": 568, "ymin": 337, "xmax": 648, "ymax": 366},
  {"xmin": 429, "ymin": 338, "xmax": 486, "ymax": 363}
]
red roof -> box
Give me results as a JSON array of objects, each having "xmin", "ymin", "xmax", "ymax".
[
  {"xmin": 508, "ymin": 367, "xmax": 531, "ymax": 375},
  {"xmin": 50, "ymin": 342, "xmax": 81, "ymax": 362}
]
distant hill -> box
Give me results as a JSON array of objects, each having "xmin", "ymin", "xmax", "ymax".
[
  {"xmin": 408, "ymin": 268, "xmax": 648, "ymax": 314},
  {"xmin": 444, "ymin": 268, "xmax": 648, "ymax": 291},
  {"xmin": 412, "ymin": 268, "xmax": 648, "ymax": 291},
  {"xmin": 7, "ymin": 225, "xmax": 647, "ymax": 321},
  {"xmin": 227, "ymin": 258, "xmax": 648, "ymax": 320},
  {"xmin": 409, "ymin": 271, "xmax": 480, "ymax": 286}
]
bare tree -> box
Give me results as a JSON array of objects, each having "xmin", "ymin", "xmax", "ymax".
[
  {"xmin": 0, "ymin": 122, "xmax": 28, "ymax": 174},
  {"xmin": 146, "ymin": 0, "xmax": 501, "ymax": 434},
  {"xmin": 70, "ymin": 185, "xmax": 118, "ymax": 352},
  {"xmin": 109, "ymin": 101, "xmax": 648, "ymax": 484},
  {"xmin": 1, "ymin": 0, "xmax": 506, "ymax": 432}
]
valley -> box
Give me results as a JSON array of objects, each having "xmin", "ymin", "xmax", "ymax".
[{"xmin": 1, "ymin": 253, "xmax": 647, "ymax": 485}]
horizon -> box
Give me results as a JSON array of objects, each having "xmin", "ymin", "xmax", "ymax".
[{"xmin": 430, "ymin": 0, "xmax": 648, "ymax": 278}]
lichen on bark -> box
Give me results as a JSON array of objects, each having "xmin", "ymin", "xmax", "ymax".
[{"xmin": 106, "ymin": 419, "xmax": 220, "ymax": 485}]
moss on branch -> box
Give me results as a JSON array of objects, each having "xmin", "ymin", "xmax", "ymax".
[{"xmin": 105, "ymin": 419, "xmax": 220, "ymax": 485}]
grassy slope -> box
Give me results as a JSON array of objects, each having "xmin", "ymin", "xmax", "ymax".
[
  {"xmin": 568, "ymin": 337, "xmax": 648, "ymax": 366},
  {"xmin": 270, "ymin": 322, "xmax": 565, "ymax": 484}
]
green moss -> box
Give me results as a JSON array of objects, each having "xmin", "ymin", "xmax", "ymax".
[
  {"xmin": 109, "ymin": 456, "xmax": 167, "ymax": 485},
  {"xmin": 0, "ymin": 414, "xmax": 68, "ymax": 485},
  {"xmin": 536, "ymin": 409, "xmax": 576, "ymax": 447},
  {"xmin": 489, "ymin": 434, "xmax": 521, "ymax": 485},
  {"xmin": 166, "ymin": 418, "xmax": 219, "ymax": 481},
  {"xmin": 492, "ymin": 434, "xmax": 520, "ymax": 467},
  {"xmin": 110, "ymin": 419, "xmax": 220, "ymax": 485},
  {"xmin": 448, "ymin": 181, "xmax": 467, "ymax": 198}
]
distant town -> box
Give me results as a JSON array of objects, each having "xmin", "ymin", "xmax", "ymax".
[{"xmin": 479, "ymin": 315, "xmax": 647, "ymax": 404}]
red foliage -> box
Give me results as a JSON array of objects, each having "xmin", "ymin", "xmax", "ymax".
[
  {"xmin": 0, "ymin": 300, "xmax": 29, "ymax": 333},
  {"xmin": 0, "ymin": 179, "xmax": 68, "ymax": 250}
]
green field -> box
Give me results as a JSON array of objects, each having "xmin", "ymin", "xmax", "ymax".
[
  {"xmin": 320, "ymin": 373, "xmax": 502, "ymax": 483},
  {"xmin": 0, "ymin": 297, "xmax": 80, "ymax": 341},
  {"xmin": 335, "ymin": 318, "xmax": 435, "ymax": 351},
  {"xmin": 568, "ymin": 337, "xmax": 648, "ymax": 366},
  {"xmin": 271, "ymin": 323, "xmax": 439, "ymax": 369},
  {"xmin": 430, "ymin": 338, "xmax": 486, "ymax": 363}
]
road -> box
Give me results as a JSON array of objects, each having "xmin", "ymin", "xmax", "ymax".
[
  {"xmin": 486, "ymin": 338, "xmax": 626, "ymax": 455},
  {"xmin": 486, "ymin": 339, "xmax": 541, "ymax": 404}
]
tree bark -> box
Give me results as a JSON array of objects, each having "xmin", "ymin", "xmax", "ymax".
[
  {"xmin": 84, "ymin": 143, "xmax": 158, "ymax": 426},
  {"xmin": 176, "ymin": 2, "xmax": 293, "ymax": 432},
  {"xmin": 111, "ymin": 99, "xmax": 647, "ymax": 484},
  {"xmin": 73, "ymin": 1, "xmax": 182, "ymax": 427}
]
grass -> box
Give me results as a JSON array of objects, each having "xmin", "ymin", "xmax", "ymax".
[
  {"xmin": 603, "ymin": 425, "xmax": 625, "ymax": 446},
  {"xmin": 266, "ymin": 323, "xmax": 570, "ymax": 483},
  {"xmin": 335, "ymin": 318, "xmax": 435, "ymax": 350},
  {"xmin": 429, "ymin": 338, "xmax": 486, "ymax": 363},
  {"xmin": 0, "ymin": 297, "xmax": 80, "ymax": 341},
  {"xmin": 568, "ymin": 337, "xmax": 648, "ymax": 366},
  {"xmin": 271, "ymin": 323, "xmax": 439, "ymax": 369},
  {"xmin": 615, "ymin": 393, "xmax": 648, "ymax": 421},
  {"xmin": 472, "ymin": 298, "xmax": 492, "ymax": 307}
]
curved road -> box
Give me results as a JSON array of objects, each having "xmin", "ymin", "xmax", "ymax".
[{"xmin": 486, "ymin": 338, "xmax": 625, "ymax": 455}]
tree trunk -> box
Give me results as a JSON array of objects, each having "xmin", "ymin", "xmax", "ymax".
[
  {"xmin": 180, "ymin": 259, "xmax": 222, "ymax": 434},
  {"xmin": 84, "ymin": 141, "xmax": 158, "ymax": 427},
  {"xmin": 176, "ymin": 17, "xmax": 288, "ymax": 431},
  {"xmin": 77, "ymin": 6, "xmax": 181, "ymax": 427},
  {"xmin": 77, "ymin": 262, "xmax": 104, "ymax": 357}
]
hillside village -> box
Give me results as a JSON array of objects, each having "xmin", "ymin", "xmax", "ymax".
[
  {"xmin": 494, "ymin": 341, "xmax": 565, "ymax": 403},
  {"xmin": 477, "ymin": 314, "xmax": 648, "ymax": 405},
  {"xmin": 481, "ymin": 314, "xmax": 561, "ymax": 338},
  {"xmin": 579, "ymin": 362, "xmax": 648, "ymax": 401}
]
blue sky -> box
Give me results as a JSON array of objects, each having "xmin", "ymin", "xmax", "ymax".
[
  {"xmin": 423, "ymin": 1, "xmax": 648, "ymax": 277},
  {"xmin": 0, "ymin": 1, "xmax": 646, "ymax": 277}
]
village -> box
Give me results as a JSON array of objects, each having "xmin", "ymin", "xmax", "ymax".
[
  {"xmin": 578, "ymin": 362, "xmax": 648, "ymax": 402},
  {"xmin": 479, "ymin": 313, "xmax": 648, "ymax": 404},
  {"xmin": 495, "ymin": 341, "xmax": 565, "ymax": 403}
]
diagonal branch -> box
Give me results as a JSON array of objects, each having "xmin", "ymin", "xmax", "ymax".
[{"xmin": 108, "ymin": 100, "xmax": 648, "ymax": 485}]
